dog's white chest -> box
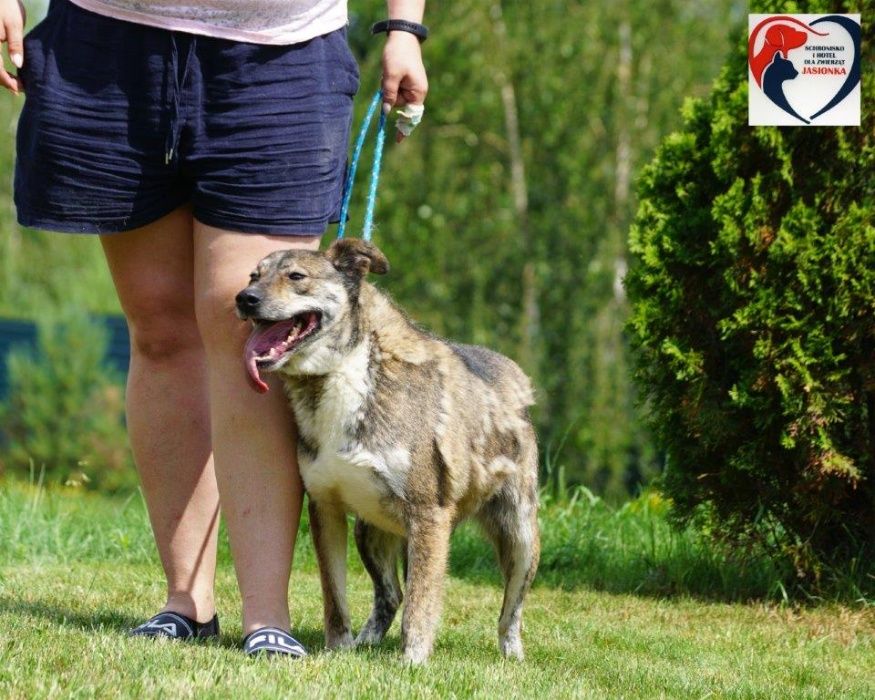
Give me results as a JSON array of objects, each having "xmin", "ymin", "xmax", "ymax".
[
  {"xmin": 290, "ymin": 344, "xmax": 407, "ymax": 535},
  {"xmin": 303, "ymin": 449, "xmax": 406, "ymax": 535}
]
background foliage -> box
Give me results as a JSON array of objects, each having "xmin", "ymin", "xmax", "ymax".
[
  {"xmin": 0, "ymin": 311, "xmax": 134, "ymax": 491},
  {"xmin": 344, "ymin": 0, "xmax": 746, "ymax": 498},
  {"xmin": 0, "ymin": 0, "xmax": 747, "ymax": 497},
  {"xmin": 626, "ymin": 0, "xmax": 873, "ymax": 578},
  {"xmin": 0, "ymin": 0, "xmax": 871, "ymax": 599}
]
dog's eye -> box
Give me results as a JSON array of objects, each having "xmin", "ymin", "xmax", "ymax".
[
  {"xmin": 249, "ymin": 272, "xmax": 260, "ymax": 282},
  {"xmin": 287, "ymin": 272, "xmax": 306, "ymax": 281}
]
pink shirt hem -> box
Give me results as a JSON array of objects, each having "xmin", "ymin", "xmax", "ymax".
[{"xmin": 65, "ymin": 0, "xmax": 348, "ymax": 45}]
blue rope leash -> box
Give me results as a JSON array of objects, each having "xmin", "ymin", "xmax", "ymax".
[{"xmin": 337, "ymin": 89, "xmax": 388, "ymax": 241}]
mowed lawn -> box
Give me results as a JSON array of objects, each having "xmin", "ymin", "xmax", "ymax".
[{"xmin": 0, "ymin": 484, "xmax": 872, "ymax": 699}]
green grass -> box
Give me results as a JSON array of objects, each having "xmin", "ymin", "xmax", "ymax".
[{"xmin": 1, "ymin": 481, "xmax": 873, "ymax": 699}]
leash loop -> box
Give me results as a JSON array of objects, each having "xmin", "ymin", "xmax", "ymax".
[{"xmin": 337, "ymin": 89, "xmax": 388, "ymax": 241}]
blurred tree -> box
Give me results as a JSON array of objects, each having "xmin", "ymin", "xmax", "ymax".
[
  {"xmin": 349, "ymin": 0, "xmax": 743, "ymax": 498},
  {"xmin": 1, "ymin": 0, "xmax": 743, "ymax": 497},
  {"xmin": 0, "ymin": 310, "xmax": 135, "ymax": 491}
]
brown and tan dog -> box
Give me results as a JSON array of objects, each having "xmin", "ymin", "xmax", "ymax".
[{"xmin": 235, "ymin": 238, "xmax": 540, "ymax": 663}]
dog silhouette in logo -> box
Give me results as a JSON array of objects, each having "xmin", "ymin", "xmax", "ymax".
[
  {"xmin": 762, "ymin": 53, "xmax": 809, "ymax": 124},
  {"xmin": 749, "ymin": 23, "xmax": 808, "ymax": 86}
]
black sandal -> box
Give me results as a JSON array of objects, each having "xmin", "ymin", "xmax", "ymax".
[
  {"xmin": 243, "ymin": 627, "xmax": 307, "ymax": 658},
  {"xmin": 129, "ymin": 611, "xmax": 220, "ymax": 640}
]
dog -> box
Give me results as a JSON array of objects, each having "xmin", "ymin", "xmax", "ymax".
[{"xmin": 235, "ymin": 238, "xmax": 540, "ymax": 663}]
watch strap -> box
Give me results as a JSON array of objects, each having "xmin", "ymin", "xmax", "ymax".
[{"xmin": 370, "ymin": 19, "xmax": 429, "ymax": 43}]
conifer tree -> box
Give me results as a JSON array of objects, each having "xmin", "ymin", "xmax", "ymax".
[{"xmin": 627, "ymin": 0, "xmax": 873, "ymax": 575}]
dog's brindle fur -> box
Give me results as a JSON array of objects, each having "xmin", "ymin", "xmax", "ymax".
[{"xmin": 237, "ymin": 239, "xmax": 540, "ymax": 663}]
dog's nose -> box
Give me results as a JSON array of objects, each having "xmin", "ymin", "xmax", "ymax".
[{"xmin": 235, "ymin": 288, "xmax": 262, "ymax": 314}]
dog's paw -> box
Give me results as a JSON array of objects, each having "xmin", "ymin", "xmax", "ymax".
[
  {"xmin": 499, "ymin": 635, "xmax": 525, "ymax": 660},
  {"xmin": 401, "ymin": 641, "xmax": 432, "ymax": 665},
  {"xmin": 354, "ymin": 625, "xmax": 385, "ymax": 647},
  {"xmin": 325, "ymin": 632, "xmax": 354, "ymax": 650}
]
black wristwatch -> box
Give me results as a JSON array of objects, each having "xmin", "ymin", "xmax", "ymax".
[{"xmin": 370, "ymin": 19, "xmax": 429, "ymax": 43}]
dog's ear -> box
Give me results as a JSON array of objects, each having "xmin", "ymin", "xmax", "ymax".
[{"xmin": 326, "ymin": 238, "xmax": 389, "ymax": 277}]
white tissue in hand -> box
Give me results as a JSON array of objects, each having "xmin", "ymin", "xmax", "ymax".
[{"xmin": 395, "ymin": 104, "xmax": 424, "ymax": 136}]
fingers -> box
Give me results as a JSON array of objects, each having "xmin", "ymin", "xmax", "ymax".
[
  {"xmin": 380, "ymin": 32, "xmax": 428, "ymax": 137},
  {"xmin": 6, "ymin": 18, "xmax": 22, "ymax": 68},
  {"xmin": 381, "ymin": 76, "xmax": 397, "ymax": 114},
  {"xmin": 1, "ymin": 18, "xmax": 24, "ymax": 94},
  {"xmin": 0, "ymin": 64, "xmax": 20, "ymax": 94},
  {"xmin": 388, "ymin": 79, "xmax": 427, "ymax": 142},
  {"xmin": 381, "ymin": 72, "xmax": 428, "ymax": 113},
  {"xmin": 381, "ymin": 69, "xmax": 428, "ymax": 142}
]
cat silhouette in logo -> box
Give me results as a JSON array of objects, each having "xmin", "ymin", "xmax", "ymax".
[{"xmin": 763, "ymin": 53, "xmax": 809, "ymax": 124}]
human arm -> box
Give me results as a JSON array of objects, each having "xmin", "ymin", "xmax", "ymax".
[
  {"xmin": 380, "ymin": 0, "xmax": 428, "ymax": 141},
  {"xmin": 0, "ymin": 0, "xmax": 25, "ymax": 94}
]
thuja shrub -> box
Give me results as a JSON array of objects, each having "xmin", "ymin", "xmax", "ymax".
[
  {"xmin": 626, "ymin": 0, "xmax": 874, "ymax": 582},
  {"xmin": 0, "ymin": 311, "xmax": 136, "ymax": 492}
]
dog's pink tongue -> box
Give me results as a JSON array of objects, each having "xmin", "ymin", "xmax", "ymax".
[
  {"xmin": 245, "ymin": 356, "xmax": 270, "ymax": 394},
  {"xmin": 243, "ymin": 321, "xmax": 296, "ymax": 394}
]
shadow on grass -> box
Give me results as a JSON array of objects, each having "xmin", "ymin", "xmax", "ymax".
[
  {"xmin": 0, "ymin": 595, "xmax": 143, "ymax": 633},
  {"xmin": 0, "ymin": 594, "xmax": 409, "ymax": 656},
  {"xmin": 445, "ymin": 500, "xmax": 792, "ymax": 605},
  {"xmin": 447, "ymin": 498, "xmax": 874, "ymax": 605},
  {"xmin": 447, "ymin": 538, "xmax": 781, "ymax": 604},
  {"xmin": 0, "ymin": 594, "xmax": 333, "ymax": 653},
  {"xmin": 0, "ymin": 595, "xmax": 326, "ymax": 651}
]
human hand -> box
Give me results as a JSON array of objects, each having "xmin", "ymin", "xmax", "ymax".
[
  {"xmin": 0, "ymin": 0, "xmax": 25, "ymax": 94},
  {"xmin": 380, "ymin": 31, "xmax": 428, "ymax": 142}
]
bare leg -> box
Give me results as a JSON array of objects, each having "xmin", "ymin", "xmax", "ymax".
[
  {"xmin": 192, "ymin": 222, "xmax": 319, "ymax": 634},
  {"xmin": 309, "ymin": 499, "xmax": 353, "ymax": 648},
  {"xmin": 100, "ymin": 206, "xmax": 218, "ymax": 622}
]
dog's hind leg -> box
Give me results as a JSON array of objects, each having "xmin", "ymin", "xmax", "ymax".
[
  {"xmin": 401, "ymin": 508, "xmax": 453, "ymax": 664},
  {"xmin": 354, "ymin": 519, "xmax": 403, "ymax": 646},
  {"xmin": 479, "ymin": 484, "xmax": 540, "ymax": 660},
  {"xmin": 308, "ymin": 498, "xmax": 354, "ymax": 649},
  {"xmin": 400, "ymin": 540, "xmax": 409, "ymax": 586}
]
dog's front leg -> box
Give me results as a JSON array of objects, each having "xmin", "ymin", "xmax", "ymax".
[
  {"xmin": 308, "ymin": 498, "xmax": 353, "ymax": 649},
  {"xmin": 401, "ymin": 508, "xmax": 452, "ymax": 664}
]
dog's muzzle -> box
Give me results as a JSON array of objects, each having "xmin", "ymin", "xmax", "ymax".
[{"xmin": 235, "ymin": 287, "xmax": 262, "ymax": 317}]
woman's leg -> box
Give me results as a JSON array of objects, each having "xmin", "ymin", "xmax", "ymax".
[
  {"xmin": 193, "ymin": 222, "xmax": 320, "ymax": 634},
  {"xmin": 100, "ymin": 206, "xmax": 219, "ymax": 623}
]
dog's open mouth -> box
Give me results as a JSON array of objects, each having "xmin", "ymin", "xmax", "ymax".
[{"xmin": 243, "ymin": 311, "xmax": 322, "ymax": 393}]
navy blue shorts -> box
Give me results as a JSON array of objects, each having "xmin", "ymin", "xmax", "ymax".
[{"xmin": 15, "ymin": 0, "xmax": 360, "ymax": 235}]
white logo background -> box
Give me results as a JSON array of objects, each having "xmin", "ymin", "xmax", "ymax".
[{"xmin": 749, "ymin": 14, "xmax": 861, "ymax": 126}]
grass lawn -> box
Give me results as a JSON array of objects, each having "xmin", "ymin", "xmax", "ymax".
[{"xmin": 0, "ymin": 483, "xmax": 872, "ymax": 698}]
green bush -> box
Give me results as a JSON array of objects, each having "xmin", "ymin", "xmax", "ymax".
[
  {"xmin": 626, "ymin": 0, "xmax": 874, "ymax": 583},
  {"xmin": 0, "ymin": 311, "xmax": 135, "ymax": 491}
]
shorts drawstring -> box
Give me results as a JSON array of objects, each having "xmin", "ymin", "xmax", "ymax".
[{"xmin": 164, "ymin": 33, "xmax": 196, "ymax": 165}]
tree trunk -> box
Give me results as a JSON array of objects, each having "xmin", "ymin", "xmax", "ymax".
[{"xmin": 491, "ymin": 2, "xmax": 540, "ymax": 381}]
